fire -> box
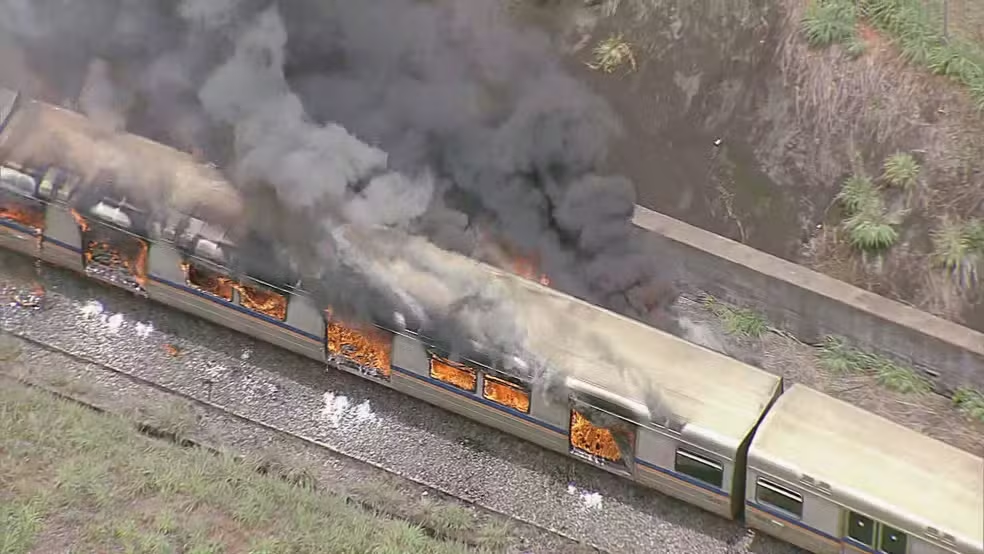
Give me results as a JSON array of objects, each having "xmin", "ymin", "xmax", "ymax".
[
  {"xmin": 570, "ymin": 410, "xmax": 623, "ymax": 463},
  {"xmin": 133, "ymin": 239, "xmax": 148, "ymax": 288},
  {"xmin": 182, "ymin": 262, "xmax": 234, "ymax": 301},
  {"xmin": 483, "ymin": 374, "xmax": 530, "ymax": 413},
  {"xmin": 234, "ymin": 283, "xmax": 287, "ymax": 321},
  {"xmin": 511, "ymin": 255, "xmax": 551, "ymax": 287},
  {"xmin": 0, "ymin": 203, "xmax": 44, "ymax": 233},
  {"xmin": 326, "ymin": 312, "xmax": 392, "ymax": 378},
  {"xmin": 429, "ymin": 355, "xmax": 478, "ymax": 392},
  {"xmin": 81, "ymin": 233, "xmax": 149, "ymax": 291},
  {"xmin": 70, "ymin": 208, "xmax": 89, "ymax": 232}
]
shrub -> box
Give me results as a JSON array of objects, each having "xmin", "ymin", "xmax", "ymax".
[
  {"xmin": 802, "ymin": 0, "xmax": 858, "ymax": 48},
  {"xmin": 953, "ymin": 387, "xmax": 984, "ymax": 422},
  {"xmin": 881, "ymin": 152, "xmax": 920, "ymax": 189},
  {"xmin": 836, "ymin": 173, "xmax": 880, "ymax": 215},
  {"xmin": 931, "ymin": 218, "xmax": 984, "ymax": 289}
]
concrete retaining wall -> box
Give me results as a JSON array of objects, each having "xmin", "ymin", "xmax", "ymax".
[{"xmin": 633, "ymin": 206, "xmax": 984, "ymax": 392}]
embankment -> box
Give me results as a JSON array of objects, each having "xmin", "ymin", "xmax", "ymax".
[{"xmin": 634, "ymin": 206, "xmax": 984, "ymax": 392}]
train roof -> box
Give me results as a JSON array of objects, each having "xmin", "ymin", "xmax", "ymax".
[
  {"xmin": 0, "ymin": 98, "xmax": 243, "ymax": 226},
  {"xmin": 749, "ymin": 384, "xmax": 983, "ymax": 551},
  {"xmin": 366, "ymin": 228, "xmax": 782, "ymax": 448},
  {"xmin": 507, "ymin": 272, "xmax": 782, "ymax": 447}
]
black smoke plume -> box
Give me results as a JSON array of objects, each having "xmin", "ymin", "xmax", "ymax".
[{"xmin": 0, "ymin": 0, "xmax": 678, "ymax": 398}]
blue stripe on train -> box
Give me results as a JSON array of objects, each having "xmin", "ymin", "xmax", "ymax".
[
  {"xmin": 37, "ymin": 236, "xmax": 323, "ymax": 344},
  {"xmin": 746, "ymin": 500, "xmax": 842, "ymax": 544},
  {"xmin": 149, "ymin": 275, "xmax": 323, "ymax": 343},
  {"xmin": 0, "ymin": 218, "xmax": 41, "ymax": 237}
]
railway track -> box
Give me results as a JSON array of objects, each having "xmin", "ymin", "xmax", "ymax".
[{"xmin": 0, "ymin": 329, "xmax": 604, "ymax": 554}]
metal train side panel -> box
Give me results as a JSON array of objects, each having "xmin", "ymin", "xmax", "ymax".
[
  {"xmin": 389, "ymin": 334, "xmax": 568, "ymax": 454},
  {"xmin": 40, "ymin": 205, "xmax": 83, "ymax": 271},
  {"xmin": 146, "ymin": 243, "xmax": 325, "ymax": 362},
  {"xmin": 635, "ymin": 427, "xmax": 734, "ymax": 519},
  {"xmin": 744, "ymin": 468, "xmax": 841, "ymax": 554},
  {"xmin": 0, "ymin": 219, "xmax": 40, "ymax": 257}
]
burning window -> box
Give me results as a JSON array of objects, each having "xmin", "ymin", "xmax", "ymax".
[
  {"xmin": 182, "ymin": 262, "xmax": 234, "ymax": 301},
  {"xmin": 569, "ymin": 402, "xmax": 636, "ymax": 474},
  {"xmin": 483, "ymin": 373, "xmax": 530, "ymax": 413},
  {"xmin": 326, "ymin": 312, "xmax": 393, "ymax": 380},
  {"xmin": 77, "ymin": 217, "xmax": 149, "ymax": 294},
  {"xmin": 0, "ymin": 193, "xmax": 44, "ymax": 234},
  {"xmin": 429, "ymin": 355, "xmax": 478, "ymax": 393},
  {"xmin": 235, "ymin": 282, "xmax": 287, "ymax": 321}
]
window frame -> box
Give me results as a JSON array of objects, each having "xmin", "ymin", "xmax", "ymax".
[
  {"xmin": 878, "ymin": 523, "xmax": 908, "ymax": 554},
  {"xmin": 754, "ymin": 478, "xmax": 804, "ymax": 518},
  {"xmin": 674, "ymin": 448, "xmax": 724, "ymax": 489},
  {"xmin": 846, "ymin": 511, "xmax": 876, "ymax": 547}
]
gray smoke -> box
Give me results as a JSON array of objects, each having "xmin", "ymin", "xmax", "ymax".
[{"xmin": 0, "ymin": 0, "xmax": 679, "ymax": 412}]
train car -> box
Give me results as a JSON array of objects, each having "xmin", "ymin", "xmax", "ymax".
[
  {"xmin": 2, "ymin": 85, "xmax": 983, "ymax": 554},
  {"xmin": 746, "ymin": 384, "xmax": 983, "ymax": 554},
  {"xmin": 356, "ymin": 227, "xmax": 785, "ymax": 519}
]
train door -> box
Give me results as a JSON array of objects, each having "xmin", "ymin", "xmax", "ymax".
[{"xmin": 566, "ymin": 385, "xmax": 641, "ymax": 477}]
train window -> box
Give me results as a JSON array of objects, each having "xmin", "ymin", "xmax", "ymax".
[
  {"xmin": 674, "ymin": 449, "xmax": 723, "ymax": 488},
  {"xmin": 429, "ymin": 355, "xmax": 478, "ymax": 393},
  {"xmin": 879, "ymin": 525, "xmax": 908, "ymax": 554},
  {"xmin": 755, "ymin": 478, "xmax": 803, "ymax": 518},
  {"xmin": 847, "ymin": 511, "xmax": 875, "ymax": 546},
  {"xmin": 482, "ymin": 373, "xmax": 531, "ymax": 413}
]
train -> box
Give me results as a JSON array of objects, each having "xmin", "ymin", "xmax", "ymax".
[{"xmin": 0, "ymin": 86, "xmax": 980, "ymax": 554}]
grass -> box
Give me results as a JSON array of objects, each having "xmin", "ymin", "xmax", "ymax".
[
  {"xmin": 802, "ymin": 0, "xmax": 859, "ymax": 48},
  {"xmin": 952, "ymin": 387, "xmax": 984, "ymax": 422},
  {"xmin": 0, "ymin": 385, "xmax": 474, "ymax": 554},
  {"xmin": 703, "ymin": 297, "xmax": 769, "ymax": 338},
  {"xmin": 588, "ymin": 34, "xmax": 637, "ymax": 74},
  {"xmin": 800, "ymin": 0, "xmax": 984, "ymax": 110},
  {"xmin": 818, "ymin": 336, "xmax": 931, "ymax": 393},
  {"xmin": 835, "ymin": 172, "xmax": 902, "ymax": 252},
  {"xmin": 931, "ymin": 217, "xmax": 984, "ymax": 289}
]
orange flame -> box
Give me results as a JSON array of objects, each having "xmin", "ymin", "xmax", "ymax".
[
  {"xmin": 83, "ymin": 237, "xmax": 148, "ymax": 288},
  {"xmin": 182, "ymin": 262, "xmax": 234, "ymax": 301},
  {"xmin": 69, "ymin": 208, "xmax": 89, "ymax": 232},
  {"xmin": 0, "ymin": 203, "xmax": 45, "ymax": 232},
  {"xmin": 326, "ymin": 311, "xmax": 392, "ymax": 378},
  {"xmin": 510, "ymin": 254, "xmax": 551, "ymax": 287},
  {"xmin": 483, "ymin": 374, "xmax": 530, "ymax": 413},
  {"xmin": 429, "ymin": 355, "xmax": 478, "ymax": 392},
  {"xmin": 570, "ymin": 410, "xmax": 623, "ymax": 463},
  {"xmin": 234, "ymin": 283, "xmax": 287, "ymax": 321}
]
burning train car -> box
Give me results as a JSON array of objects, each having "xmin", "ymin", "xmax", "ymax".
[{"xmin": 0, "ymin": 85, "xmax": 977, "ymax": 554}]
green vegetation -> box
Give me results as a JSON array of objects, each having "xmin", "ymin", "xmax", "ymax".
[
  {"xmin": 881, "ymin": 152, "xmax": 920, "ymax": 190},
  {"xmin": 703, "ymin": 297, "xmax": 770, "ymax": 338},
  {"xmin": 817, "ymin": 336, "xmax": 931, "ymax": 393},
  {"xmin": 952, "ymin": 387, "xmax": 984, "ymax": 422},
  {"xmin": 588, "ymin": 34, "xmax": 637, "ymax": 74},
  {"xmin": 801, "ymin": 0, "xmax": 984, "ymax": 110},
  {"xmin": 835, "ymin": 172, "xmax": 902, "ymax": 252},
  {"xmin": 802, "ymin": 0, "xmax": 859, "ymax": 48},
  {"xmin": 0, "ymin": 386, "xmax": 473, "ymax": 554},
  {"xmin": 931, "ymin": 217, "xmax": 984, "ymax": 289}
]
